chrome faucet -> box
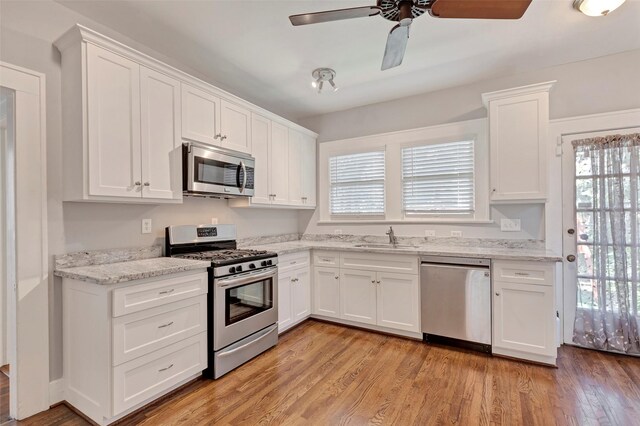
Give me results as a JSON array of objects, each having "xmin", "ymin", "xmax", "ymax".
[{"xmin": 386, "ymin": 226, "xmax": 398, "ymax": 246}]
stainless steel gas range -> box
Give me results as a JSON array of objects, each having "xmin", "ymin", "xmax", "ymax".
[{"xmin": 165, "ymin": 224, "xmax": 278, "ymax": 379}]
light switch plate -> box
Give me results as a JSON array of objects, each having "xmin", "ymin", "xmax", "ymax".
[
  {"xmin": 450, "ymin": 230, "xmax": 462, "ymax": 237},
  {"xmin": 424, "ymin": 230, "xmax": 436, "ymax": 237},
  {"xmin": 141, "ymin": 219, "xmax": 152, "ymax": 234},
  {"xmin": 501, "ymin": 218, "xmax": 521, "ymax": 232}
]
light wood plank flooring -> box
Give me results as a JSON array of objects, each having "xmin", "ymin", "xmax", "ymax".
[{"xmin": 6, "ymin": 320, "xmax": 640, "ymax": 425}]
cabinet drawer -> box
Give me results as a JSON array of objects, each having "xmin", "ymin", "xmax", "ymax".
[
  {"xmin": 112, "ymin": 296, "xmax": 207, "ymax": 366},
  {"xmin": 493, "ymin": 261, "xmax": 554, "ymax": 286},
  {"xmin": 112, "ymin": 272, "xmax": 208, "ymax": 317},
  {"xmin": 112, "ymin": 332, "xmax": 206, "ymax": 415},
  {"xmin": 313, "ymin": 251, "xmax": 340, "ymax": 267},
  {"xmin": 340, "ymin": 252, "xmax": 418, "ymax": 275},
  {"xmin": 279, "ymin": 251, "xmax": 310, "ymax": 272}
]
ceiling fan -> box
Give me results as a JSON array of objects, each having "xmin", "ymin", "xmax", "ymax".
[{"xmin": 289, "ymin": 0, "xmax": 533, "ymax": 70}]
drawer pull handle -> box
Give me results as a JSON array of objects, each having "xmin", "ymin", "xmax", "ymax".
[
  {"xmin": 334, "ymin": 276, "xmax": 339, "ymax": 280},
  {"xmin": 158, "ymin": 364, "xmax": 174, "ymax": 372},
  {"xmin": 322, "ymin": 258, "xmax": 331, "ymax": 262},
  {"xmin": 291, "ymin": 261, "xmax": 297, "ymax": 264},
  {"xmin": 371, "ymin": 280, "xmax": 375, "ymax": 284},
  {"xmin": 158, "ymin": 321, "xmax": 174, "ymax": 329},
  {"xmin": 514, "ymin": 272, "xmax": 530, "ymax": 276},
  {"xmin": 376, "ymin": 280, "xmax": 381, "ymax": 284},
  {"xmin": 159, "ymin": 289, "xmax": 175, "ymax": 295}
]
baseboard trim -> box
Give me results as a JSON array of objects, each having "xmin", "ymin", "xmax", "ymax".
[
  {"xmin": 310, "ymin": 315, "xmax": 422, "ymax": 340},
  {"xmin": 49, "ymin": 378, "xmax": 65, "ymax": 406}
]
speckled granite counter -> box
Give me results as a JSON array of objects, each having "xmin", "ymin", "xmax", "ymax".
[
  {"xmin": 54, "ymin": 257, "xmax": 209, "ymax": 284},
  {"xmin": 241, "ymin": 240, "xmax": 562, "ymax": 262}
]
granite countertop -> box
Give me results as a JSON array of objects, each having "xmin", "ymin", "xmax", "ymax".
[
  {"xmin": 240, "ymin": 240, "xmax": 562, "ymax": 262},
  {"xmin": 54, "ymin": 257, "xmax": 210, "ymax": 285}
]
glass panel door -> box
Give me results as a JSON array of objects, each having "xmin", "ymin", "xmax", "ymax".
[{"xmin": 225, "ymin": 277, "xmax": 273, "ymax": 326}]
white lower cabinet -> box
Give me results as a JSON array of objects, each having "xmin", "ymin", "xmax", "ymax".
[
  {"xmin": 62, "ymin": 271, "xmax": 208, "ymax": 425},
  {"xmin": 492, "ymin": 260, "xmax": 557, "ymax": 365},
  {"xmin": 313, "ymin": 266, "xmax": 340, "ymax": 318},
  {"xmin": 278, "ymin": 252, "xmax": 311, "ymax": 333},
  {"xmin": 312, "ymin": 251, "xmax": 421, "ymax": 335}
]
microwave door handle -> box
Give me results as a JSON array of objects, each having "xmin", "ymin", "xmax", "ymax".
[{"xmin": 240, "ymin": 161, "xmax": 247, "ymax": 192}]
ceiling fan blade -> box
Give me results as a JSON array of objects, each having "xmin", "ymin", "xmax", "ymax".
[
  {"xmin": 381, "ymin": 24, "xmax": 410, "ymax": 71},
  {"xmin": 430, "ymin": 0, "xmax": 532, "ymax": 19},
  {"xmin": 289, "ymin": 6, "xmax": 381, "ymax": 26}
]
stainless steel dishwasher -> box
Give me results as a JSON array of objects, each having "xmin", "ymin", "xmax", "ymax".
[{"xmin": 421, "ymin": 256, "xmax": 491, "ymax": 353}]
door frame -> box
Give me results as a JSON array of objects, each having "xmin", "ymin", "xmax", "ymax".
[
  {"xmin": 0, "ymin": 61, "xmax": 49, "ymax": 420},
  {"xmin": 548, "ymin": 108, "xmax": 640, "ymax": 344}
]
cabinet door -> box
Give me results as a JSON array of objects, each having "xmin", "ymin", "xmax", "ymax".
[
  {"xmin": 313, "ymin": 267, "xmax": 340, "ymax": 318},
  {"xmin": 86, "ymin": 44, "xmax": 141, "ymax": 198},
  {"xmin": 376, "ymin": 272, "xmax": 420, "ymax": 332},
  {"xmin": 301, "ymin": 133, "xmax": 317, "ymax": 207},
  {"xmin": 181, "ymin": 83, "xmax": 220, "ymax": 146},
  {"xmin": 220, "ymin": 99, "xmax": 251, "ymax": 153},
  {"xmin": 249, "ymin": 113, "xmax": 272, "ymax": 205},
  {"xmin": 287, "ymin": 129, "xmax": 303, "ymax": 206},
  {"xmin": 292, "ymin": 269, "xmax": 311, "ymax": 323},
  {"xmin": 489, "ymin": 93, "xmax": 548, "ymax": 202},
  {"xmin": 493, "ymin": 280, "xmax": 555, "ymax": 356},
  {"xmin": 140, "ymin": 66, "xmax": 181, "ymax": 200},
  {"xmin": 270, "ymin": 121, "xmax": 290, "ymax": 205},
  {"xmin": 278, "ymin": 269, "xmax": 294, "ymax": 332},
  {"xmin": 340, "ymin": 269, "xmax": 377, "ymax": 325}
]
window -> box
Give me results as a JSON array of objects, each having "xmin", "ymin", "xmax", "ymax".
[
  {"xmin": 329, "ymin": 150, "xmax": 385, "ymax": 216},
  {"xmin": 402, "ymin": 140, "xmax": 475, "ymax": 214}
]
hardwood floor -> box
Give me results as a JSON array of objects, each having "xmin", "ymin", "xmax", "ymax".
[{"xmin": 8, "ymin": 319, "xmax": 640, "ymax": 426}]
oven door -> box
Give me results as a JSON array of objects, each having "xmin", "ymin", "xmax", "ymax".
[
  {"xmin": 214, "ymin": 267, "xmax": 277, "ymax": 350},
  {"xmin": 185, "ymin": 143, "xmax": 255, "ymax": 197}
]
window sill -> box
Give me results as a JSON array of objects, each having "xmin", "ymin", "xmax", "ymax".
[{"xmin": 317, "ymin": 219, "xmax": 495, "ymax": 225}]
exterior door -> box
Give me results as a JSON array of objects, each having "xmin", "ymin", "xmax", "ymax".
[
  {"xmin": 87, "ymin": 44, "xmax": 141, "ymax": 198},
  {"xmin": 270, "ymin": 121, "xmax": 289, "ymax": 205},
  {"xmin": 220, "ymin": 99, "xmax": 251, "ymax": 153},
  {"xmin": 313, "ymin": 267, "xmax": 340, "ymax": 318},
  {"xmin": 140, "ymin": 66, "xmax": 181, "ymax": 200},
  {"xmin": 376, "ymin": 272, "xmax": 420, "ymax": 332},
  {"xmin": 561, "ymin": 127, "xmax": 640, "ymax": 343},
  {"xmin": 340, "ymin": 269, "xmax": 377, "ymax": 325}
]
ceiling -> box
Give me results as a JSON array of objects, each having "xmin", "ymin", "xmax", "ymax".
[{"xmin": 56, "ymin": 0, "xmax": 640, "ymax": 120}]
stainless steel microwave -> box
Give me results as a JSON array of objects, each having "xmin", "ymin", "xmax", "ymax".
[{"xmin": 183, "ymin": 142, "xmax": 255, "ymax": 198}]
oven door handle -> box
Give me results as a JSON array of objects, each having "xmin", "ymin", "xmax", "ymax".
[
  {"xmin": 217, "ymin": 325, "xmax": 278, "ymax": 358},
  {"xmin": 217, "ymin": 268, "xmax": 277, "ymax": 288}
]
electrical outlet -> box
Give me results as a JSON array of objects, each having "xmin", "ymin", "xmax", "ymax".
[
  {"xmin": 424, "ymin": 230, "xmax": 436, "ymax": 237},
  {"xmin": 211, "ymin": 217, "xmax": 218, "ymax": 225},
  {"xmin": 141, "ymin": 219, "xmax": 152, "ymax": 234},
  {"xmin": 500, "ymin": 218, "xmax": 521, "ymax": 232},
  {"xmin": 450, "ymin": 230, "xmax": 463, "ymax": 237},
  {"xmin": 334, "ymin": 229, "xmax": 343, "ymax": 235}
]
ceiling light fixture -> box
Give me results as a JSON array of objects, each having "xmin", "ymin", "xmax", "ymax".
[
  {"xmin": 573, "ymin": 0, "xmax": 626, "ymax": 16},
  {"xmin": 311, "ymin": 68, "xmax": 338, "ymax": 94}
]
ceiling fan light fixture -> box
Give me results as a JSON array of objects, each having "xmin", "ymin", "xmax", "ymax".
[
  {"xmin": 573, "ymin": 0, "xmax": 626, "ymax": 16},
  {"xmin": 311, "ymin": 68, "xmax": 337, "ymax": 94}
]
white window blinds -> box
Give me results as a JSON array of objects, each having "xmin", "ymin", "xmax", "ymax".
[
  {"xmin": 330, "ymin": 150, "xmax": 385, "ymax": 216},
  {"xmin": 402, "ymin": 140, "xmax": 474, "ymax": 214}
]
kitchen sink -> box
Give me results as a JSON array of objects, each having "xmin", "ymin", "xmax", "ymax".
[{"xmin": 354, "ymin": 243, "xmax": 419, "ymax": 249}]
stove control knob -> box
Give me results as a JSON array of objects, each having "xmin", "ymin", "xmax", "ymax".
[
  {"xmin": 236, "ymin": 265, "xmax": 243, "ymax": 272},
  {"xmin": 249, "ymin": 263, "xmax": 256, "ymax": 269},
  {"xmin": 267, "ymin": 260, "xmax": 273, "ymax": 266},
  {"xmin": 229, "ymin": 267, "xmax": 236, "ymax": 274},
  {"xmin": 261, "ymin": 261, "xmax": 267, "ymax": 267}
]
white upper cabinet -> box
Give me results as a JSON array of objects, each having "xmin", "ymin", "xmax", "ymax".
[
  {"xmin": 288, "ymin": 129, "xmax": 317, "ymax": 207},
  {"xmin": 181, "ymin": 83, "xmax": 220, "ymax": 146},
  {"xmin": 249, "ymin": 113, "xmax": 272, "ymax": 205},
  {"xmin": 140, "ymin": 67, "xmax": 182, "ymax": 200},
  {"xmin": 220, "ymin": 99, "xmax": 251, "ymax": 153},
  {"xmin": 55, "ymin": 24, "xmax": 316, "ymax": 205},
  {"xmin": 482, "ymin": 82, "xmax": 555, "ymax": 203},
  {"xmin": 86, "ymin": 44, "xmax": 142, "ymax": 199},
  {"xmin": 287, "ymin": 129, "xmax": 303, "ymax": 206}
]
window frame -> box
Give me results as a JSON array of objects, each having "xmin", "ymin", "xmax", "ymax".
[{"xmin": 318, "ymin": 119, "xmax": 489, "ymax": 224}]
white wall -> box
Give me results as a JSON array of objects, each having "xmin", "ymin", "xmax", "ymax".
[
  {"xmin": 0, "ymin": 1, "xmax": 300, "ymax": 381},
  {"xmin": 298, "ymin": 49, "xmax": 640, "ymax": 240}
]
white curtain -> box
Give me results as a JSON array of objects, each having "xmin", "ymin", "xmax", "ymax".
[{"xmin": 572, "ymin": 132, "xmax": 640, "ymax": 354}]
